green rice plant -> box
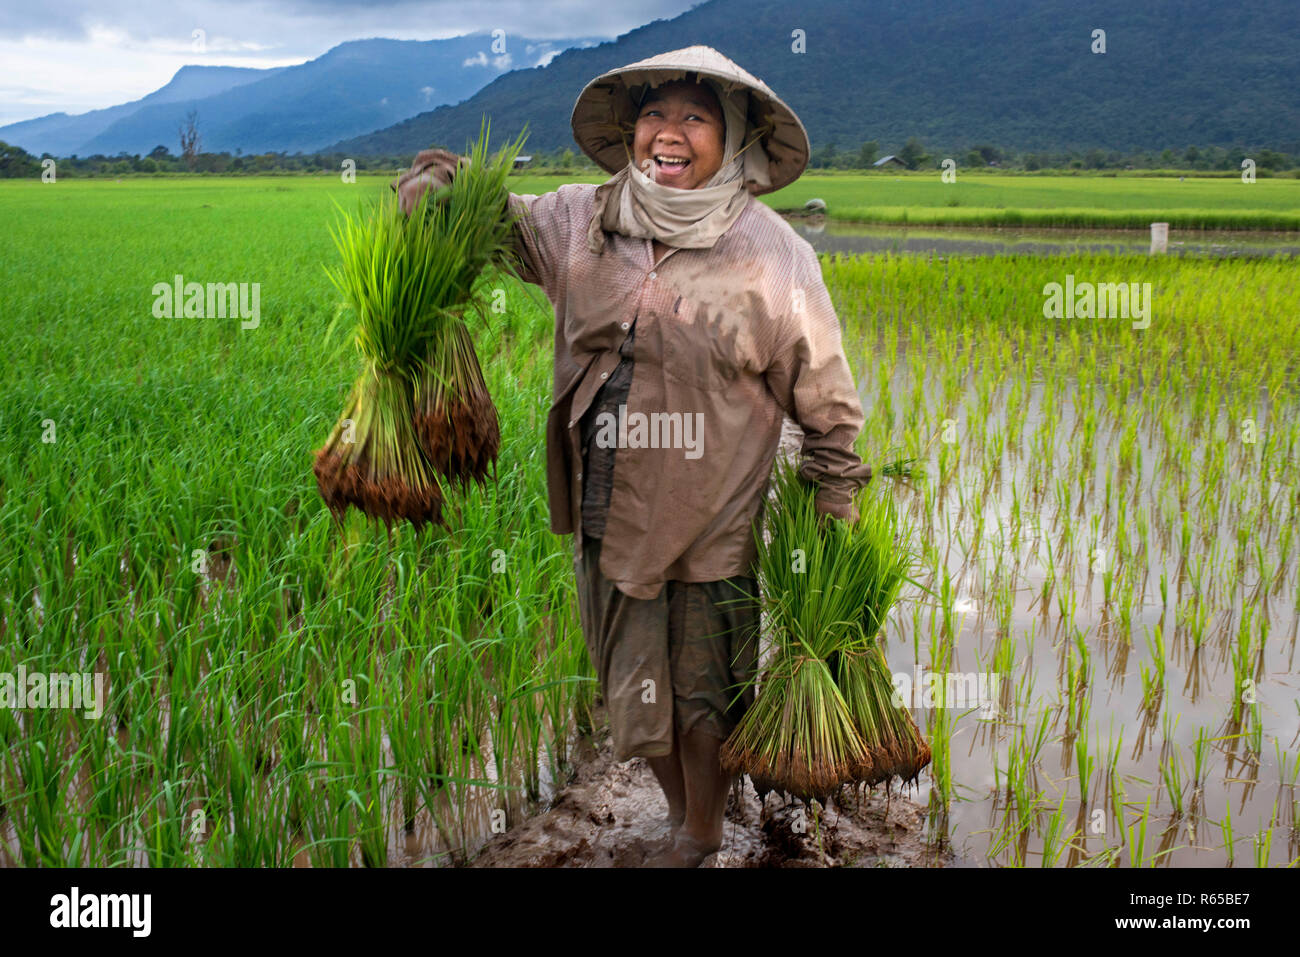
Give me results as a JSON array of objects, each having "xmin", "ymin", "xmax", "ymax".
[
  {"xmin": 721, "ymin": 463, "xmax": 928, "ymax": 798},
  {"xmin": 1040, "ymin": 793, "xmax": 1078, "ymax": 867},
  {"xmin": 1125, "ymin": 797, "xmax": 1158, "ymax": 867},
  {"xmin": 1191, "ymin": 727, "xmax": 1210, "ymax": 790},
  {"xmin": 1230, "ymin": 617, "xmax": 1255, "ymax": 724},
  {"xmin": 1076, "ymin": 718, "xmax": 1095, "ymax": 806},
  {"xmin": 1221, "ymin": 802, "xmax": 1236, "ymax": 866},
  {"xmin": 312, "ymin": 188, "xmax": 450, "ymax": 529},
  {"xmin": 1162, "ymin": 749, "xmax": 1185, "ymax": 817},
  {"xmin": 409, "ymin": 123, "xmax": 529, "ymax": 487}
]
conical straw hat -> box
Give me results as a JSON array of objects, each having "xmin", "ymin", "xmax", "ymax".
[{"xmin": 570, "ymin": 44, "xmax": 810, "ymax": 195}]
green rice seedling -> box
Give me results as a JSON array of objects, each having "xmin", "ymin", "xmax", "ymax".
[
  {"xmin": 1230, "ymin": 618, "xmax": 1254, "ymax": 725},
  {"xmin": 312, "ymin": 187, "xmax": 450, "ymax": 529},
  {"xmin": 1248, "ymin": 701, "xmax": 1263, "ymax": 755},
  {"xmin": 721, "ymin": 463, "xmax": 915, "ymax": 799},
  {"xmin": 1191, "ymin": 727, "xmax": 1211, "ymax": 794},
  {"xmin": 1139, "ymin": 625, "xmax": 1165, "ymax": 716},
  {"xmin": 1125, "ymin": 797, "xmax": 1155, "ymax": 867},
  {"xmin": 1076, "ymin": 718, "xmax": 1095, "ymax": 806},
  {"xmin": 1162, "ymin": 749, "xmax": 1185, "ymax": 817},
  {"xmin": 838, "ymin": 491, "xmax": 933, "ymax": 783},
  {"xmin": 410, "ymin": 123, "xmax": 529, "ymax": 487},
  {"xmin": 1221, "ymin": 802, "xmax": 1235, "ymax": 866},
  {"xmin": 1041, "ymin": 794, "xmax": 1078, "ymax": 867}
]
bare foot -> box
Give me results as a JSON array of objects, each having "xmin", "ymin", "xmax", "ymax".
[{"xmin": 644, "ymin": 831, "xmax": 720, "ymax": 868}]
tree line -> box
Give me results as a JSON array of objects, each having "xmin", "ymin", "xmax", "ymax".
[
  {"xmin": 2, "ymin": 138, "xmax": 1295, "ymax": 179},
  {"xmin": 809, "ymin": 138, "xmax": 1297, "ymax": 173}
]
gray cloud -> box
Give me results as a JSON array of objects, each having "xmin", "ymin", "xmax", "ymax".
[{"xmin": 0, "ymin": 0, "xmax": 697, "ymax": 124}]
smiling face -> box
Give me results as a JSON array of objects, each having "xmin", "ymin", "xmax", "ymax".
[{"xmin": 631, "ymin": 77, "xmax": 727, "ymax": 189}]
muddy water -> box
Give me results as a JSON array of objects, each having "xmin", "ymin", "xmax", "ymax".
[
  {"xmin": 789, "ymin": 220, "xmax": 1300, "ymax": 258},
  {"xmin": 470, "ymin": 708, "xmax": 957, "ymax": 868},
  {"xmin": 848, "ymin": 360, "xmax": 1300, "ymax": 866}
]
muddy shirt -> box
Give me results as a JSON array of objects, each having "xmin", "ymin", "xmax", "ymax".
[
  {"xmin": 506, "ymin": 183, "xmax": 872, "ymax": 601},
  {"xmin": 579, "ymin": 321, "xmax": 636, "ymax": 540}
]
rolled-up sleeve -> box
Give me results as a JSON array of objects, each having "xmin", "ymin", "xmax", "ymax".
[
  {"xmin": 505, "ymin": 190, "xmax": 566, "ymax": 302},
  {"xmin": 762, "ymin": 241, "xmax": 872, "ymax": 520}
]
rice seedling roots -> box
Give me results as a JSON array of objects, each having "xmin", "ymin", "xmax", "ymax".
[
  {"xmin": 311, "ymin": 446, "xmax": 443, "ymax": 530},
  {"xmin": 414, "ymin": 389, "xmax": 501, "ymax": 487}
]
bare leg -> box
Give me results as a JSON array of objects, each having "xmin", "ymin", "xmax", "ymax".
[
  {"xmin": 678, "ymin": 725, "xmax": 729, "ymax": 853},
  {"xmin": 647, "ymin": 724, "xmax": 730, "ymax": 867},
  {"xmin": 646, "ymin": 724, "xmax": 686, "ymax": 833}
]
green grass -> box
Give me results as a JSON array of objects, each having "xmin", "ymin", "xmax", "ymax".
[{"xmin": 0, "ymin": 174, "xmax": 592, "ymax": 866}]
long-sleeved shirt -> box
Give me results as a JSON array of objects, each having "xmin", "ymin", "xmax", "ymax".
[{"xmin": 504, "ymin": 183, "xmax": 872, "ymax": 601}]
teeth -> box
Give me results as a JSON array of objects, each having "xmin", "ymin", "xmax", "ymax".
[{"xmin": 655, "ymin": 155, "xmax": 688, "ymax": 165}]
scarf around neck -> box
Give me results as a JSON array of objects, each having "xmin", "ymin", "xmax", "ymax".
[{"xmin": 586, "ymin": 78, "xmax": 773, "ymax": 255}]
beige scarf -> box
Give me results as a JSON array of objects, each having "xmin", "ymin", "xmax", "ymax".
[{"xmin": 587, "ymin": 78, "xmax": 774, "ymax": 255}]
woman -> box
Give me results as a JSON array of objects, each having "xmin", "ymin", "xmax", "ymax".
[{"xmin": 395, "ymin": 45, "xmax": 872, "ymax": 867}]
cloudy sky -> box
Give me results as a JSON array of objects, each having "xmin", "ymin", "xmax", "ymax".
[{"xmin": 0, "ymin": 0, "xmax": 699, "ymax": 126}]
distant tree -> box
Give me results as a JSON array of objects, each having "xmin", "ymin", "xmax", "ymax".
[
  {"xmin": 898, "ymin": 137, "xmax": 929, "ymax": 170},
  {"xmin": 857, "ymin": 140, "xmax": 879, "ymax": 168},
  {"xmin": 179, "ymin": 110, "xmax": 201, "ymax": 171},
  {"xmin": 148, "ymin": 144, "xmax": 170, "ymax": 160},
  {"xmin": 811, "ymin": 142, "xmax": 838, "ymax": 169},
  {"xmin": 0, "ymin": 140, "xmax": 40, "ymax": 177},
  {"xmin": 1255, "ymin": 148, "xmax": 1289, "ymax": 170}
]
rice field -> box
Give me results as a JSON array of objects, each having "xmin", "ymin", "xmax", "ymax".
[
  {"xmin": 509, "ymin": 172, "xmax": 1300, "ymax": 231},
  {"xmin": 777, "ymin": 173, "xmax": 1300, "ymax": 230},
  {"xmin": 1, "ymin": 176, "xmax": 1297, "ymax": 866},
  {"xmin": 830, "ymin": 253, "xmax": 1300, "ymax": 866}
]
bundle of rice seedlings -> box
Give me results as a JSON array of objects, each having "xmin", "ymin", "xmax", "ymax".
[
  {"xmin": 312, "ymin": 120, "xmax": 527, "ymax": 525},
  {"xmin": 826, "ymin": 483, "xmax": 932, "ymax": 788},
  {"xmin": 835, "ymin": 640, "xmax": 932, "ymax": 787},
  {"xmin": 409, "ymin": 121, "xmax": 527, "ymax": 488},
  {"xmin": 720, "ymin": 461, "xmax": 931, "ymax": 799},
  {"xmin": 413, "ymin": 318, "xmax": 500, "ymax": 487},
  {"xmin": 719, "ymin": 463, "xmax": 873, "ymax": 801},
  {"xmin": 312, "ymin": 185, "xmax": 449, "ymax": 529}
]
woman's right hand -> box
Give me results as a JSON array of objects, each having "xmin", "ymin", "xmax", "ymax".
[{"xmin": 391, "ymin": 148, "xmax": 470, "ymax": 215}]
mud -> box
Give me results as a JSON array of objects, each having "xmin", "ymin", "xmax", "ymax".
[
  {"xmin": 413, "ymin": 321, "xmax": 501, "ymax": 488},
  {"xmin": 413, "ymin": 391, "xmax": 500, "ymax": 488},
  {"xmin": 469, "ymin": 703, "xmax": 956, "ymax": 868},
  {"xmin": 312, "ymin": 446, "xmax": 444, "ymax": 530}
]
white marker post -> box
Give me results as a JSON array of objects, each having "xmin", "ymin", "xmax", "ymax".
[{"xmin": 1150, "ymin": 222, "xmax": 1169, "ymax": 255}]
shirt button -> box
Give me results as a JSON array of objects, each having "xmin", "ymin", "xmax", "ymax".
[
  {"xmin": 621, "ymin": 321, "xmax": 630, "ymax": 330},
  {"xmin": 568, "ymin": 420, "xmax": 575, "ymax": 428},
  {"xmin": 600, "ymin": 372, "xmax": 608, "ymax": 380},
  {"xmin": 648, "ymin": 271, "xmax": 657, "ymax": 280},
  {"xmin": 577, "ymin": 472, "xmax": 582, "ymax": 480}
]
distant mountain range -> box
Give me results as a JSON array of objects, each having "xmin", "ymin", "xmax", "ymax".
[
  {"xmin": 6, "ymin": 1, "xmax": 1296, "ymax": 162},
  {"xmin": 332, "ymin": 0, "xmax": 1300, "ymax": 157},
  {"xmin": 0, "ymin": 33, "xmax": 601, "ymax": 158}
]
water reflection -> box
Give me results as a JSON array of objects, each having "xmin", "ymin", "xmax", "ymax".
[{"xmin": 788, "ymin": 218, "xmax": 1300, "ymax": 258}]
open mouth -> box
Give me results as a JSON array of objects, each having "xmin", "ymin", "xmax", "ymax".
[{"xmin": 652, "ymin": 154, "xmax": 691, "ymax": 178}]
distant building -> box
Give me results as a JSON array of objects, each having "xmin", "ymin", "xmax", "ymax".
[
  {"xmin": 513, "ymin": 155, "xmax": 533, "ymax": 169},
  {"xmin": 873, "ymin": 155, "xmax": 907, "ymax": 168}
]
